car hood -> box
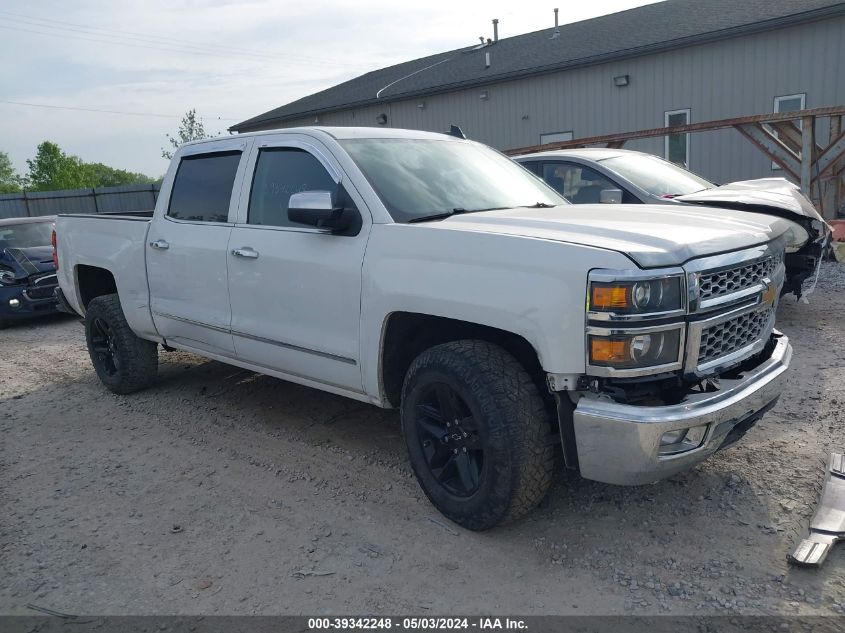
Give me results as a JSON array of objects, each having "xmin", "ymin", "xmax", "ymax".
[
  {"xmin": 0, "ymin": 245, "xmax": 56, "ymax": 280},
  {"xmin": 435, "ymin": 204, "xmax": 791, "ymax": 268},
  {"xmin": 676, "ymin": 178, "xmax": 829, "ymax": 242}
]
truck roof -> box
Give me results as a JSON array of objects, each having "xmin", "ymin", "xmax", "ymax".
[{"xmin": 182, "ymin": 126, "xmax": 458, "ymax": 149}]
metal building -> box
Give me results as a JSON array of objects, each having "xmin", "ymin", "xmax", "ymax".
[{"xmin": 231, "ymin": 0, "xmax": 845, "ymax": 186}]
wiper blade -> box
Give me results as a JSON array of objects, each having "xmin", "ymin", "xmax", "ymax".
[
  {"xmin": 523, "ymin": 201, "xmax": 556, "ymax": 208},
  {"xmin": 408, "ymin": 207, "xmax": 510, "ymax": 223}
]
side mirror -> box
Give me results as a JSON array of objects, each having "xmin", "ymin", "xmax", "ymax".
[
  {"xmin": 287, "ymin": 191, "xmax": 350, "ymax": 232},
  {"xmin": 600, "ymin": 189, "xmax": 623, "ymax": 204}
]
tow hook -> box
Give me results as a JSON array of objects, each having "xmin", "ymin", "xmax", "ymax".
[{"xmin": 788, "ymin": 453, "xmax": 845, "ymax": 567}]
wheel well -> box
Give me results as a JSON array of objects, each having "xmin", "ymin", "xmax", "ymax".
[
  {"xmin": 380, "ymin": 312, "xmax": 546, "ymax": 408},
  {"xmin": 76, "ymin": 265, "xmax": 117, "ymax": 309}
]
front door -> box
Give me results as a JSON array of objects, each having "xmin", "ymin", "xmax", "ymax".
[
  {"xmin": 147, "ymin": 141, "xmax": 251, "ymax": 354},
  {"xmin": 226, "ymin": 137, "xmax": 369, "ymax": 392}
]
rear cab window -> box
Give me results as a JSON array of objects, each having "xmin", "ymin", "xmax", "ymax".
[{"xmin": 167, "ymin": 151, "xmax": 242, "ymax": 223}]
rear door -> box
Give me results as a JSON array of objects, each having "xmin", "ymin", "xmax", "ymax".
[
  {"xmin": 226, "ymin": 135, "xmax": 370, "ymax": 393},
  {"xmin": 146, "ymin": 139, "xmax": 253, "ymax": 354}
]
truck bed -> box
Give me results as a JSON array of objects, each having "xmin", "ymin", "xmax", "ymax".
[
  {"xmin": 57, "ymin": 210, "xmax": 154, "ymax": 220},
  {"xmin": 55, "ymin": 212, "xmax": 157, "ymax": 339}
]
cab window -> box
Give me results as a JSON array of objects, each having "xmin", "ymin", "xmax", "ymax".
[
  {"xmin": 167, "ymin": 151, "xmax": 241, "ymax": 222},
  {"xmin": 248, "ymin": 148, "xmax": 339, "ymax": 228}
]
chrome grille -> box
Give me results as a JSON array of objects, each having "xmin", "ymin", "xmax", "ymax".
[
  {"xmin": 698, "ymin": 307, "xmax": 775, "ymax": 367},
  {"xmin": 698, "ymin": 253, "xmax": 782, "ymax": 302}
]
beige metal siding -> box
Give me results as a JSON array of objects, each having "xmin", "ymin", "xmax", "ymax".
[{"xmin": 253, "ymin": 17, "xmax": 845, "ymax": 184}]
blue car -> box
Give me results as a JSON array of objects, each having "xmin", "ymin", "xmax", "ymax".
[{"xmin": 0, "ymin": 216, "xmax": 60, "ymax": 327}]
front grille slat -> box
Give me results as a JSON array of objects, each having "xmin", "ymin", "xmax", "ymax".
[
  {"xmin": 25, "ymin": 285, "xmax": 56, "ymax": 299},
  {"xmin": 25, "ymin": 273, "xmax": 58, "ymax": 300},
  {"xmin": 698, "ymin": 252, "xmax": 782, "ymax": 303},
  {"xmin": 698, "ymin": 307, "xmax": 775, "ymax": 367}
]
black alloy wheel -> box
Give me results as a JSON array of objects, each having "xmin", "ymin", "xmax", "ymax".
[
  {"xmin": 90, "ymin": 316, "xmax": 120, "ymax": 377},
  {"xmin": 84, "ymin": 293, "xmax": 158, "ymax": 394},
  {"xmin": 401, "ymin": 340, "xmax": 554, "ymax": 531},
  {"xmin": 414, "ymin": 382, "xmax": 485, "ymax": 497}
]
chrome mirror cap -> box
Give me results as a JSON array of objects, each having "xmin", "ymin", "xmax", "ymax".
[{"xmin": 288, "ymin": 190, "xmax": 333, "ymax": 212}]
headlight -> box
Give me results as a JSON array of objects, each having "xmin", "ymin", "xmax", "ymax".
[
  {"xmin": 588, "ymin": 328, "xmax": 683, "ymax": 370},
  {"xmin": 0, "ymin": 268, "xmax": 19, "ymax": 286},
  {"xmin": 589, "ymin": 277, "xmax": 684, "ymax": 315}
]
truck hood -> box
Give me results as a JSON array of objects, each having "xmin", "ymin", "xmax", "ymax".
[
  {"xmin": 0, "ymin": 245, "xmax": 56, "ymax": 281},
  {"xmin": 436, "ymin": 204, "xmax": 790, "ymax": 268},
  {"xmin": 675, "ymin": 178, "xmax": 829, "ymax": 245}
]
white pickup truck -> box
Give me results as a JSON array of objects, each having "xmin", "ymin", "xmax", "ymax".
[{"xmin": 55, "ymin": 127, "xmax": 793, "ymax": 530}]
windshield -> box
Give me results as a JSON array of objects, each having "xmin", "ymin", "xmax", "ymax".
[
  {"xmin": 600, "ymin": 154, "xmax": 714, "ymax": 197},
  {"xmin": 340, "ymin": 138, "xmax": 566, "ymax": 222},
  {"xmin": 0, "ymin": 221, "xmax": 53, "ymax": 249}
]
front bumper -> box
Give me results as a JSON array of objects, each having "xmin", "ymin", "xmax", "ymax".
[
  {"xmin": 0, "ymin": 283, "xmax": 59, "ymax": 321},
  {"xmin": 571, "ymin": 332, "xmax": 791, "ymax": 485},
  {"xmin": 783, "ymin": 233, "xmax": 829, "ymax": 298}
]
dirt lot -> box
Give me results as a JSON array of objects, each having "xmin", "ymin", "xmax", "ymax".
[{"xmin": 1, "ymin": 263, "xmax": 844, "ymax": 616}]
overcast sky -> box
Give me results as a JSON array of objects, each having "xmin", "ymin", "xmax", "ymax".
[{"xmin": 0, "ymin": 0, "xmax": 660, "ymax": 177}]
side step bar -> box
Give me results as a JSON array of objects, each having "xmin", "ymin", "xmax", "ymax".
[{"xmin": 788, "ymin": 453, "xmax": 845, "ymax": 567}]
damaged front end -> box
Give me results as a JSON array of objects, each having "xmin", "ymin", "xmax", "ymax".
[
  {"xmin": 554, "ymin": 239, "xmax": 793, "ymax": 486},
  {"xmin": 676, "ymin": 178, "xmax": 831, "ymax": 299},
  {"xmin": 0, "ymin": 246, "xmax": 60, "ymax": 324}
]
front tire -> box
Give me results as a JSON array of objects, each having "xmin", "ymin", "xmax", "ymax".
[
  {"xmin": 401, "ymin": 340, "xmax": 554, "ymax": 530},
  {"xmin": 85, "ymin": 294, "xmax": 158, "ymax": 394}
]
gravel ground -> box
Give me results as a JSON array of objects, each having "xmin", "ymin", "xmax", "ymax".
[{"xmin": 1, "ymin": 263, "xmax": 844, "ymax": 616}]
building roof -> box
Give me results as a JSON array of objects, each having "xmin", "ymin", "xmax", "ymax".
[{"xmin": 232, "ymin": 0, "xmax": 845, "ymax": 132}]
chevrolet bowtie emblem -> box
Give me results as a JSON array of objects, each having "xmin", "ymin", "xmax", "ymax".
[{"xmin": 761, "ymin": 278, "xmax": 778, "ymax": 306}]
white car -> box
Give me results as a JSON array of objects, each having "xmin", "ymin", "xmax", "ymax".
[
  {"xmin": 516, "ymin": 148, "xmax": 830, "ymax": 298},
  {"xmin": 55, "ymin": 127, "xmax": 792, "ymax": 530}
]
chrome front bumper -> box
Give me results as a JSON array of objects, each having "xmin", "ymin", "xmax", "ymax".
[{"xmin": 572, "ymin": 332, "xmax": 792, "ymax": 485}]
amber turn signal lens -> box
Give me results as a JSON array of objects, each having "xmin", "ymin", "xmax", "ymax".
[
  {"xmin": 590, "ymin": 337, "xmax": 630, "ymax": 363},
  {"xmin": 591, "ymin": 285, "xmax": 630, "ymax": 310}
]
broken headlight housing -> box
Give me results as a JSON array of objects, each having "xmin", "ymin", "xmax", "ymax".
[{"xmin": 0, "ymin": 266, "xmax": 20, "ymax": 286}]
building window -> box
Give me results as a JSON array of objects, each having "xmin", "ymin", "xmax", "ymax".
[
  {"xmin": 664, "ymin": 109, "xmax": 690, "ymax": 168},
  {"xmin": 540, "ymin": 131, "xmax": 573, "ymax": 145},
  {"xmin": 773, "ymin": 93, "xmax": 806, "ymax": 170}
]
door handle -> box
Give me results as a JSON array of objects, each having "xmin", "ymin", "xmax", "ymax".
[
  {"xmin": 149, "ymin": 239, "xmax": 169, "ymax": 250},
  {"xmin": 231, "ymin": 247, "xmax": 259, "ymax": 259}
]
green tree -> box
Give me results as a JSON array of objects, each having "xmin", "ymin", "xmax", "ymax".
[
  {"xmin": 162, "ymin": 108, "xmax": 217, "ymax": 160},
  {"xmin": 26, "ymin": 141, "xmax": 94, "ymax": 191},
  {"xmin": 84, "ymin": 162, "xmax": 157, "ymax": 187},
  {"xmin": 0, "ymin": 151, "xmax": 24, "ymax": 193},
  {"xmin": 24, "ymin": 142, "xmax": 157, "ymax": 191}
]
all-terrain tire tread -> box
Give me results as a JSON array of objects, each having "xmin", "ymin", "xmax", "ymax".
[
  {"xmin": 402, "ymin": 340, "xmax": 554, "ymax": 530},
  {"xmin": 85, "ymin": 294, "xmax": 158, "ymax": 394}
]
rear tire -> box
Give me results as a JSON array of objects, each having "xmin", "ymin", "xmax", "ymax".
[
  {"xmin": 401, "ymin": 340, "xmax": 554, "ymax": 530},
  {"xmin": 85, "ymin": 294, "xmax": 158, "ymax": 394}
]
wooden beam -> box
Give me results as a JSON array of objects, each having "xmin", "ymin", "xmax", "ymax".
[
  {"xmin": 768, "ymin": 121, "xmax": 803, "ymax": 154},
  {"xmin": 814, "ymin": 129, "xmax": 845, "ymax": 177},
  {"xmin": 505, "ymin": 105, "xmax": 845, "ymax": 155},
  {"xmin": 821, "ymin": 116, "xmax": 843, "ymax": 220},
  {"xmin": 801, "ymin": 116, "xmax": 814, "ymax": 196},
  {"xmin": 734, "ymin": 123, "xmax": 800, "ymax": 180}
]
